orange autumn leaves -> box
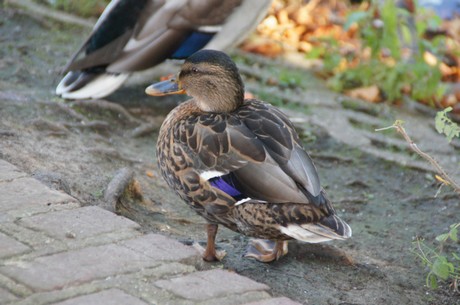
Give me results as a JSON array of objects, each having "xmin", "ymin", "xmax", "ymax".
[
  {"xmin": 241, "ymin": 0, "xmax": 353, "ymax": 57},
  {"xmin": 240, "ymin": 0, "xmax": 460, "ymax": 111}
]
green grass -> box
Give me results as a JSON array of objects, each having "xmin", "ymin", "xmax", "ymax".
[{"xmin": 35, "ymin": 0, "xmax": 110, "ymax": 18}]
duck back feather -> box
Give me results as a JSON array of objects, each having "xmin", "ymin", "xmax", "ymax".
[{"xmin": 56, "ymin": 0, "xmax": 271, "ymax": 99}]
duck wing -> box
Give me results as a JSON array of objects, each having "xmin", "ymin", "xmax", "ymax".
[
  {"xmin": 177, "ymin": 100, "xmax": 327, "ymax": 209},
  {"xmin": 63, "ymin": 0, "xmax": 245, "ymax": 73},
  {"xmin": 62, "ymin": 0, "xmax": 150, "ymax": 72},
  {"xmin": 57, "ymin": 0, "xmax": 261, "ymax": 99}
]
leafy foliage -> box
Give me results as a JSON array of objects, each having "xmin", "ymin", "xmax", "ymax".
[
  {"xmin": 306, "ymin": 37, "xmax": 342, "ymax": 72},
  {"xmin": 413, "ymin": 223, "xmax": 460, "ymax": 290},
  {"xmin": 38, "ymin": 0, "xmax": 110, "ymax": 18},
  {"xmin": 318, "ymin": 0, "xmax": 446, "ymax": 104},
  {"xmin": 435, "ymin": 107, "xmax": 460, "ymax": 142}
]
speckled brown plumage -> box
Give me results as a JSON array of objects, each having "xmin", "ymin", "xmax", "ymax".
[{"xmin": 149, "ymin": 50, "xmax": 351, "ymax": 262}]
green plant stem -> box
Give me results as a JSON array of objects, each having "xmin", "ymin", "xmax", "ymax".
[{"xmin": 376, "ymin": 121, "xmax": 460, "ymax": 194}]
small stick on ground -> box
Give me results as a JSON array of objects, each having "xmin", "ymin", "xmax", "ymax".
[
  {"xmin": 63, "ymin": 120, "xmax": 111, "ymax": 133},
  {"xmin": 129, "ymin": 122, "xmax": 161, "ymax": 138},
  {"xmin": 38, "ymin": 101, "xmax": 87, "ymax": 122},
  {"xmin": 72, "ymin": 100, "xmax": 143, "ymax": 124},
  {"xmin": 103, "ymin": 167, "xmax": 135, "ymax": 212},
  {"xmin": 376, "ymin": 120, "xmax": 460, "ymax": 194}
]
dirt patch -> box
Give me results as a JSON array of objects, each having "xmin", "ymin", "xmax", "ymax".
[{"xmin": 1, "ymin": 8, "xmax": 459, "ymax": 305}]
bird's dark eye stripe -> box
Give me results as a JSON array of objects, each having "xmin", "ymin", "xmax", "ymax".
[
  {"xmin": 180, "ymin": 67, "xmax": 199, "ymax": 77},
  {"xmin": 181, "ymin": 66, "xmax": 216, "ymax": 77}
]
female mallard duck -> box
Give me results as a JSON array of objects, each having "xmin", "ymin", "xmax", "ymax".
[
  {"xmin": 146, "ymin": 50, "xmax": 352, "ymax": 262},
  {"xmin": 56, "ymin": 0, "xmax": 271, "ymax": 100}
]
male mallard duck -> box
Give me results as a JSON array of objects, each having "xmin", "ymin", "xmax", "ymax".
[
  {"xmin": 146, "ymin": 50, "xmax": 352, "ymax": 262},
  {"xmin": 56, "ymin": 0, "xmax": 271, "ymax": 100}
]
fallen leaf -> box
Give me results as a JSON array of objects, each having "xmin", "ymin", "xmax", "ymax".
[
  {"xmin": 240, "ymin": 36, "xmax": 284, "ymax": 57},
  {"xmin": 346, "ymin": 85, "xmax": 381, "ymax": 103},
  {"xmin": 440, "ymin": 94, "xmax": 457, "ymax": 108}
]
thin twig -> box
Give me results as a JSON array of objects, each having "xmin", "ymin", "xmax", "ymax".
[
  {"xmin": 376, "ymin": 120, "xmax": 460, "ymax": 194},
  {"xmin": 62, "ymin": 120, "xmax": 111, "ymax": 132},
  {"xmin": 72, "ymin": 100, "xmax": 143, "ymax": 124},
  {"xmin": 128, "ymin": 122, "xmax": 161, "ymax": 138},
  {"xmin": 38, "ymin": 101, "xmax": 87, "ymax": 122}
]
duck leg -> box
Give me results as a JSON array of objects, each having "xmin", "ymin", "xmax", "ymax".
[
  {"xmin": 194, "ymin": 224, "xmax": 226, "ymax": 262},
  {"xmin": 244, "ymin": 239, "xmax": 288, "ymax": 263}
]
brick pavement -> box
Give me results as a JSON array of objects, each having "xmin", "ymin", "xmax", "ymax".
[{"xmin": 0, "ymin": 159, "xmax": 302, "ymax": 305}]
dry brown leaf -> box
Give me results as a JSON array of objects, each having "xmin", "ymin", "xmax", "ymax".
[
  {"xmin": 452, "ymin": 103, "xmax": 460, "ymax": 114},
  {"xmin": 440, "ymin": 94, "xmax": 458, "ymax": 108},
  {"xmin": 277, "ymin": 8, "xmax": 290, "ymax": 25},
  {"xmin": 440, "ymin": 63, "xmax": 458, "ymax": 81},
  {"xmin": 299, "ymin": 41, "xmax": 313, "ymax": 53},
  {"xmin": 346, "ymin": 85, "xmax": 381, "ymax": 103},
  {"xmin": 291, "ymin": 5, "xmax": 312, "ymax": 26},
  {"xmin": 424, "ymin": 51, "xmax": 438, "ymax": 66},
  {"xmin": 240, "ymin": 36, "xmax": 283, "ymax": 57},
  {"xmin": 311, "ymin": 24, "xmax": 346, "ymax": 40}
]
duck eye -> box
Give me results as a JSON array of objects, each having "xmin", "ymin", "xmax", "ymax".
[{"xmin": 191, "ymin": 67, "xmax": 199, "ymax": 73}]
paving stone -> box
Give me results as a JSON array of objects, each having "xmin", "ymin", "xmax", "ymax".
[
  {"xmin": 199, "ymin": 291, "xmax": 273, "ymax": 305},
  {"xmin": 121, "ymin": 233, "xmax": 198, "ymax": 262},
  {"xmin": 0, "ymin": 272, "xmax": 33, "ymax": 298},
  {"xmin": 0, "ymin": 286, "xmax": 18, "ymax": 304},
  {"xmin": 0, "ymin": 160, "xmax": 26, "ymax": 181},
  {"xmin": 0, "ymin": 177, "xmax": 76, "ymax": 212},
  {"xmin": 0, "ymin": 222, "xmax": 68, "ymax": 258},
  {"xmin": 12, "ymin": 263, "xmax": 196, "ymax": 305},
  {"xmin": 52, "ymin": 288, "xmax": 149, "ymax": 305},
  {"xmin": 0, "ymin": 160, "xmax": 295, "ymax": 305},
  {"xmin": 0, "ymin": 243, "xmax": 158, "ymax": 291},
  {"xmin": 18, "ymin": 206, "xmax": 140, "ymax": 241},
  {"xmin": 154, "ymin": 269, "xmax": 269, "ymax": 301},
  {"xmin": 243, "ymin": 297, "xmax": 303, "ymax": 305},
  {"xmin": 0, "ymin": 231, "xmax": 30, "ymax": 258}
]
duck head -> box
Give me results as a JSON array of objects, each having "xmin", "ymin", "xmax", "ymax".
[{"xmin": 146, "ymin": 50, "xmax": 245, "ymax": 113}]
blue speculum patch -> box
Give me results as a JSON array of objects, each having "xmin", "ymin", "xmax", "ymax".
[
  {"xmin": 171, "ymin": 32, "xmax": 215, "ymax": 59},
  {"xmin": 209, "ymin": 174, "xmax": 246, "ymax": 200}
]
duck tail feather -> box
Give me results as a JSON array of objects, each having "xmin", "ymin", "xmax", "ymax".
[
  {"xmin": 56, "ymin": 71, "xmax": 129, "ymax": 99},
  {"xmin": 279, "ymin": 214, "xmax": 351, "ymax": 243},
  {"xmin": 314, "ymin": 214, "xmax": 352, "ymax": 239}
]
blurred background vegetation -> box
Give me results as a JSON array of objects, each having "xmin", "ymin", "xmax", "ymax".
[
  {"xmin": 34, "ymin": 0, "xmax": 460, "ymax": 113},
  {"xmin": 35, "ymin": 0, "xmax": 109, "ymax": 17}
]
